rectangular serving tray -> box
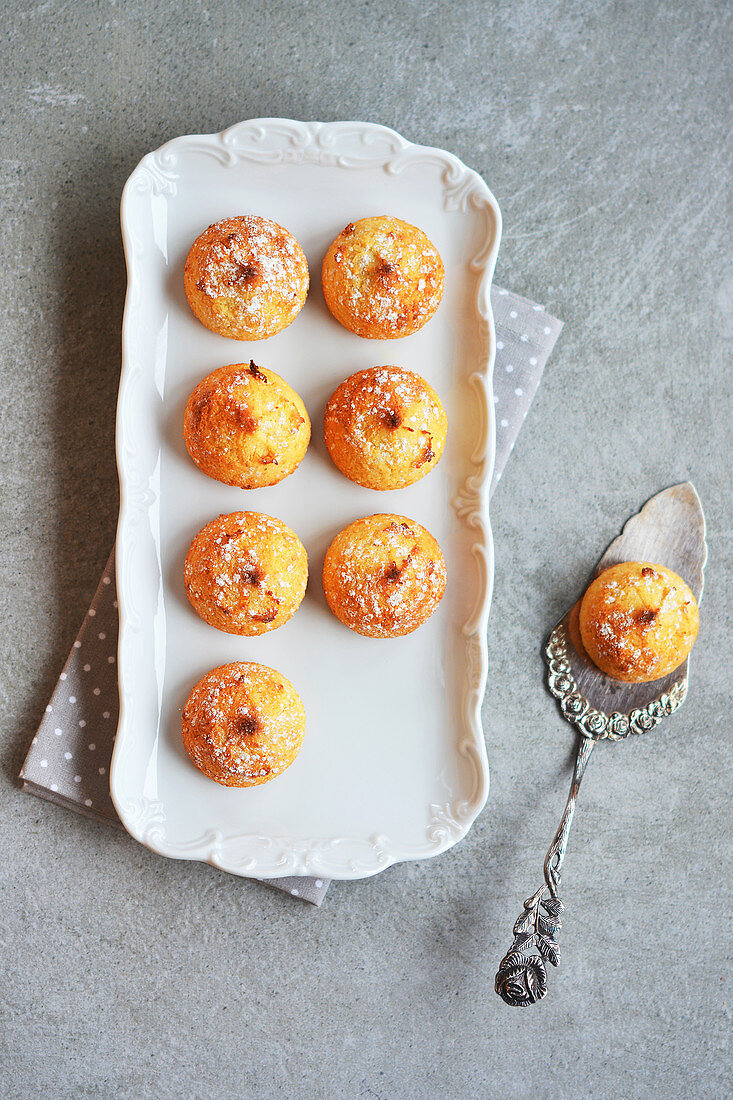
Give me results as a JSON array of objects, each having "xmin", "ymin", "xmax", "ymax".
[{"xmin": 111, "ymin": 119, "xmax": 501, "ymax": 880}]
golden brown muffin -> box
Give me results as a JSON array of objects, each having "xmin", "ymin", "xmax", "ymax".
[
  {"xmin": 183, "ymin": 216, "xmax": 309, "ymax": 340},
  {"xmin": 184, "ymin": 361, "xmax": 310, "ymax": 488},
  {"xmin": 578, "ymin": 562, "xmax": 699, "ymax": 683},
  {"xmin": 181, "ymin": 661, "xmax": 306, "ymax": 787},
  {"xmin": 324, "ymin": 366, "xmax": 447, "ymax": 490},
  {"xmin": 184, "ymin": 511, "xmax": 308, "ymax": 635},
  {"xmin": 321, "ymin": 216, "xmax": 444, "ymax": 339},
  {"xmin": 322, "ymin": 514, "xmax": 446, "ymax": 638}
]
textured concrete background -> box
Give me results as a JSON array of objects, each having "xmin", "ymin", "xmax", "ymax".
[{"xmin": 1, "ymin": 1, "xmax": 731, "ymax": 1097}]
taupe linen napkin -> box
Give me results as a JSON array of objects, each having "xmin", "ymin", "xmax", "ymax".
[{"xmin": 21, "ymin": 287, "xmax": 562, "ymax": 906}]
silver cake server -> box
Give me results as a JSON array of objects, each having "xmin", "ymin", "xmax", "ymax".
[{"xmin": 495, "ymin": 482, "xmax": 707, "ymax": 1007}]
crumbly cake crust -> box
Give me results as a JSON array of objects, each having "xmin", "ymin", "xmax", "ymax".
[
  {"xmin": 181, "ymin": 662, "xmax": 306, "ymax": 787},
  {"xmin": 322, "ymin": 513, "xmax": 447, "ymax": 638},
  {"xmin": 184, "ymin": 215, "xmax": 309, "ymax": 340},
  {"xmin": 579, "ymin": 561, "xmax": 699, "ymax": 683},
  {"xmin": 324, "ymin": 366, "xmax": 447, "ymax": 490},
  {"xmin": 183, "ymin": 361, "xmax": 310, "ymax": 488},
  {"xmin": 321, "ymin": 216, "xmax": 444, "ymax": 339},
  {"xmin": 184, "ymin": 511, "xmax": 308, "ymax": 635}
]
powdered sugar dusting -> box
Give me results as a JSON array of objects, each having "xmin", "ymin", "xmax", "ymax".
[
  {"xmin": 581, "ymin": 562, "xmax": 699, "ymax": 680},
  {"xmin": 182, "ymin": 662, "xmax": 305, "ymax": 785},
  {"xmin": 325, "ymin": 366, "xmax": 446, "ymax": 488},
  {"xmin": 185, "ymin": 511, "xmax": 308, "ymax": 635},
  {"xmin": 187, "ymin": 216, "xmax": 309, "ymax": 338},
  {"xmin": 323, "ymin": 514, "xmax": 447, "ymax": 638},
  {"xmin": 184, "ymin": 362, "xmax": 310, "ymax": 489},
  {"xmin": 323, "ymin": 216, "xmax": 444, "ymax": 338}
]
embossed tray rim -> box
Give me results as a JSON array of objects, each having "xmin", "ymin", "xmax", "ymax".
[{"xmin": 111, "ymin": 118, "xmax": 502, "ymax": 879}]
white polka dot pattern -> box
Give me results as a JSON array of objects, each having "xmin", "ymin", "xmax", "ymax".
[
  {"xmin": 20, "ymin": 551, "xmax": 120, "ymax": 824},
  {"xmin": 490, "ymin": 288, "xmax": 563, "ymax": 494},
  {"xmin": 20, "ymin": 286, "xmax": 562, "ymax": 908}
]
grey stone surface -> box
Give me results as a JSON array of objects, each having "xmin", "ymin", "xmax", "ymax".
[{"xmin": 1, "ymin": 1, "xmax": 731, "ymax": 1096}]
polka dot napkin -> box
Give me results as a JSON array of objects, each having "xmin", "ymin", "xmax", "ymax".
[{"xmin": 20, "ymin": 287, "xmax": 562, "ymax": 907}]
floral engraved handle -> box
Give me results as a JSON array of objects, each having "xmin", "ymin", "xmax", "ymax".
[{"xmin": 495, "ymin": 735, "xmax": 595, "ymax": 1006}]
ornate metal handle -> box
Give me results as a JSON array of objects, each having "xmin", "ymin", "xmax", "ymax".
[{"xmin": 495, "ymin": 734, "xmax": 595, "ymax": 1006}]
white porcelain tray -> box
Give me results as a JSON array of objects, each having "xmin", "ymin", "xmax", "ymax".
[{"xmin": 111, "ymin": 119, "xmax": 501, "ymax": 879}]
